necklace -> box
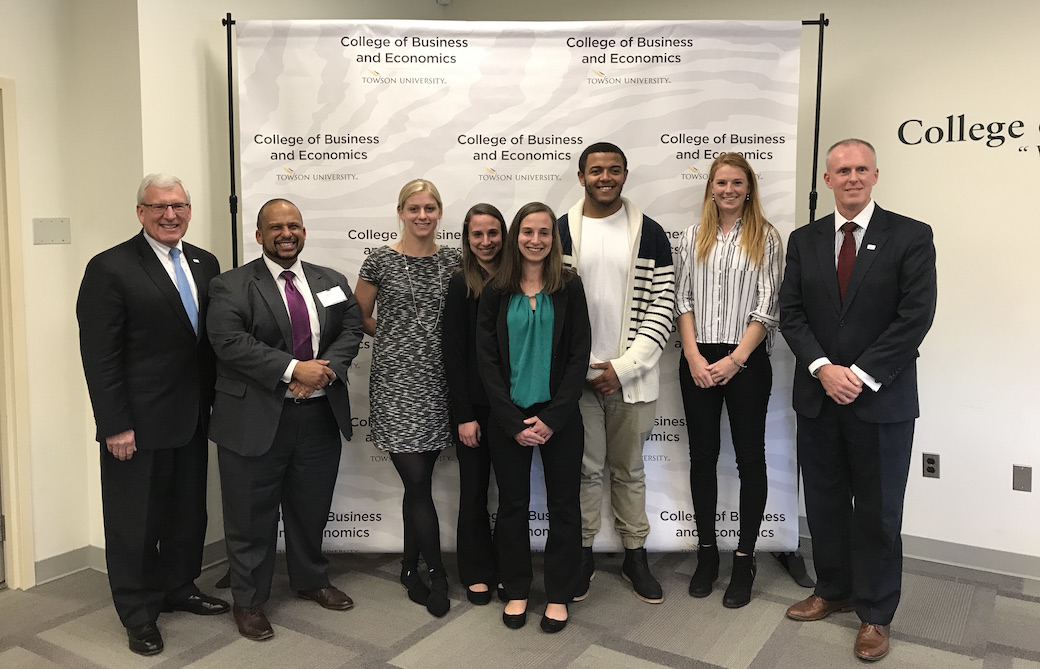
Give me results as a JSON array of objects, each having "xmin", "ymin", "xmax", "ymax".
[{"xmin": 403, "ymin": 251, "xmax": 444, "ymax": 334}]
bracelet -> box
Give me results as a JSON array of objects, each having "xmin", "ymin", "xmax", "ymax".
[{"xmin": 728, "ymin": 354, "xmax": 747, "ymax": 371}]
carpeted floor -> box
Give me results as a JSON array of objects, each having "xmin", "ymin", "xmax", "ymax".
[{"xmin": 1, "ymin": 550, "xmax": 1038, "ymax": 668}]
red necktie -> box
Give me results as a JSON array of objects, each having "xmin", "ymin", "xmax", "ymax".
[
  {"xmin": 837, "ymin": 221, "xmax": 857, "ymax": 302},
  {"xmin": 281, "ymin": 270, "xmax": 313, "ymax": 361}
]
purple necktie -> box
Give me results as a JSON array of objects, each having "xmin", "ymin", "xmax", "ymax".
[
  {"xmin": 837, "ymin": 221, "xmax": 857, "ymax": 303},
  {"xmin": 281, "ymin": 271, "xmax": 313, "ymax": 361}
]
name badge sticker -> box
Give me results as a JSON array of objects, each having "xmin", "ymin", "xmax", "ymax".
[{"xmin": 317, "ymin": 286, "xmax": 348, "ymax": 307}]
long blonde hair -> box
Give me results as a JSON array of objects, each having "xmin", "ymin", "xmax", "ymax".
[{"xmin": 695, "ymin": 153, "xmax": 771, "ymax": 267}]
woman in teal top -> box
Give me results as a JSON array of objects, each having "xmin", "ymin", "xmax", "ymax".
[{"xmin": 476, "ymin": 202, "xmax": 591, "ymax": 634}]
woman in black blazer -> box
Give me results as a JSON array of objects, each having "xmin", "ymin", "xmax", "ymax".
[
  {"xmin": 476, "ymin": 202, "xmax": 591, "ymax": 633},
  {"xmin": 442, "ymin": 203, "xmax": 507, "ymax": 604}
]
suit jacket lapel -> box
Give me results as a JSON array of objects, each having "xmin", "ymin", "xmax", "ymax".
[
  {"xmin": 811, "ymin": 216, "xmax": 842, "ymax": 313},
  {"xmin": 251, "ymin": 259, "xmax": 294, "ymax": 349},
  {"xmin": 134, "ymin": 232, "xmax": 196, "ymax": 335},
  {"xmin": 841, "ymin": 207, "xmax": 889, "ymax": 314},
  {"xmin": 551, "ymin": 285, "xmax": 567, "ymax": 351},
  {"xmin": 303, "ymin": 263, "xmax": 330, "ymax": 353},
  {"xmin": 183, "ymin": 244, "xmax": 211, "ymax": 340}
]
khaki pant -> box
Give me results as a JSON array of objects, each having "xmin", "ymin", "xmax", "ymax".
[{"xmin": 578, "ymin": 388, "xmax": 656, "ymax": 549}]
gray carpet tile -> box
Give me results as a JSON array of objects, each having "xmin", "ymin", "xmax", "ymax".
[{"xmin": 2, "ymin": 552, "xmax": 1039, "ymax": 668}]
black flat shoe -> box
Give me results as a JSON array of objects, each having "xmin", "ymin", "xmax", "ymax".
[
  {"xmin": 126, "ymin": 621, "xmax": 163, "ymax": 656},
  {"xmin": 540, "ymin": 608, "xmax": 569, "ymax": 633},
  {"xmin": 467, "ymin": 587, "xmax": 492, "ymax": 605},
  {"xmin": 497, "ymin": 584, "xmax": 507, "ymax": 603},
  {"xmin": 502, "ymin": 610, "xmax": 527, "ymax": 629}
]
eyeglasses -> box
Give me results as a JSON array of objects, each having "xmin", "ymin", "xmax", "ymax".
[{"xmin": 141, "ymin": 203, "xmax": 190, "ymax": 213}]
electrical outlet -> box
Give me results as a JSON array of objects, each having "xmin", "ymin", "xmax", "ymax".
[
  {"xmin": 922, "ymin": 453, "xmax": 940, "ymax": 479},
  {"xmin": 1013, "ymin": 465, "xmax": 1032, "ymax": 492}
]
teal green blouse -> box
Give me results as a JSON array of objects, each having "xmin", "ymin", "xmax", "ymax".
[{"xmin": 507, "ymin": 291, "xmax": 554, "ymax": 408}]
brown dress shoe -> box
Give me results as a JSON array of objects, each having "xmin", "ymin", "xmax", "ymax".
[
  {"xmin": 785, "ymin": 594, "xmax": 854, "ymax": 621},
  {"xmin": 233, "ymin": 605, "xmax": 274, "ymax": 641},
  {"xmin": 855, "ymin": 623, "xmax": 890, "ymax": 661},
  {"xmin": 298, "ymin": 586, "xmax": 354, "ymax": 611}
]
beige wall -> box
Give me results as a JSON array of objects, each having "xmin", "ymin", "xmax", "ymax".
[{"xmin": 0, "ymin": 0, "xmax": 1037, "ymax": 586}]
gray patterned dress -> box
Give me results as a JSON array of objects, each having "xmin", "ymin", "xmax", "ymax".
[{"xmin": 359, "ymin": 245, "xmax": 461, "ymax": 453}]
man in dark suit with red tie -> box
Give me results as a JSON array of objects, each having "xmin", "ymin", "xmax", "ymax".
[
  {"xmin": 779, "ymin": 139, "xmax": 937, "ymax": 661},
  {"xmin": 78, "ymin": 174, "xmax": 229, "ymax": 657},
  {"xmin": 206, "ymin": 198, "xmax": 363, "ymax": 641}
]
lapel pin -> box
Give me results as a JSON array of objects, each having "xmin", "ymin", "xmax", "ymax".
[{"xmin": 866, "ymin": 244, "xmax": 877, "ymax": 251}]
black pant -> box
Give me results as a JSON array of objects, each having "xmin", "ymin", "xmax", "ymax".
[
  {"xmin": 218, "ymin": 398, "xmax": 342, "ymax": 608},
  {"xmin": 456, "ymin": 404, "xmax": 496, "ymax": 587},
  {"xmin": 798, "ymin": 402, "xmax": 914, "ymax": 625},
  {"xmin": 488, "ymin": 404, "xmax": 583, "ymax": 604},
  {"xmin": 679, "ymin": 342, "xmax": 771, "ymax": 555},
  {"xmin": 100, "ymin": 422, "xmax": 208, "ymax": 628}
]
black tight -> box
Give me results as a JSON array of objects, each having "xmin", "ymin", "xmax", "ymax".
[{"xmin": 390, "ymin": 450, "xmax": 444, "ymax": 572}]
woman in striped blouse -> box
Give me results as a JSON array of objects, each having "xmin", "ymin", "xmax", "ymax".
[{"xmin": 674, "ymin": 152, "xmax": 783, "ymax": 609}]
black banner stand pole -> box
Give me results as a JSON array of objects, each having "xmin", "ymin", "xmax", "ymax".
[
  {"xmin": 773, "ymin": 13, "xmax": 829, "ymax": 590},
  {"xmin": 222, "ymin": 12, "xmax": 240, "ymax": 268},
  {"xmin": 803, "ymin": 13, "xmax": 829, "ymax": 227}
]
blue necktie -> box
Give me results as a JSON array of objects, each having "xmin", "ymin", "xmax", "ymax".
[{"xmin": 170, "ymin": 248, "xmax": 198, "ymax": 333}]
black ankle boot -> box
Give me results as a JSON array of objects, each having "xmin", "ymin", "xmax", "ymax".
[
  {"xmin": 400, "ymin": 564, "xmax": 430, "ymax": 606},
  {"xmin": 688, "ymin": 545, "xmax": 720, "ymax": 598},
  {"xmin": 723, "ymin": 553, "xmax": 757, "ymax": 608},
  {"xmin": 572, "ymin": 547, "xmax": 595, "ymax": 602},
  {"xmin": 426, "ymin": 568, "xmax": 450, "ymax": 617},
  {"xmin": 621, "ymin": 547, "xmax": 663, "ymax": 604}
]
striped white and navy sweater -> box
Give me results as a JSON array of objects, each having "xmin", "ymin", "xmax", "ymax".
[{"xmin": 558, "ymin": 197, "xmax": 676, "ymax": 404}]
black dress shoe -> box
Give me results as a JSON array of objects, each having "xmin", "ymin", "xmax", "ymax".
[
  {"xmin": 126, "ymin": 621, "xmax": 163, "ymax": 656},
  {"xmin": 215, "ymin": 570, "xmax": 231, "ymax": 589},
  {"xmin": 164, "ymin": 592, "xmax": 231, "ymax": 615}
]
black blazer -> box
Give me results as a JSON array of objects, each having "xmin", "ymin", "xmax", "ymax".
[
  {"xmin": 475, "ymin": 275, "xmax": 592, "ymax": 437},
  {"xmin": 779, "ymin": 205, "xmax": 937, "ymax": 423},
  {"xmin": 206, "ymin": 257, "xmax": 363, "ymax": 456},
  {"xmin": 77, "ymin": 231, "xmax": 220, "ymax": 448},
  {"xmin": 442, "ymin": 271, "xmax": 489, "ymax": 425}
]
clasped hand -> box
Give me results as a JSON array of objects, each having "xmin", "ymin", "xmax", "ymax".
[
  {"xmin": 290, "ymin": 359, "xmax": 336, "ymax": 399},
  {"xmin": 818, "ymin": 364, "xmax": 862, "ymax": 405},
  {"xmin": 514, "ymin": 416, "xmax": 553, "ymax": 447}
]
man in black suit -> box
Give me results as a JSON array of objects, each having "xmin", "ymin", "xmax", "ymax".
[
  {"xmin": 77, "ymin": 174, "xmax": 229, "ymax": 656},
  {"xmin": 779, "ymin": 139, "xmax": 937, "ymax": 661},
  {"xmin": 207, "ymin": 198, "xmax": 363, "ymax": 641}
]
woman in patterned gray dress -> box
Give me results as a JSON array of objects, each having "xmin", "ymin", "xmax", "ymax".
[{"xmin": 354, "ymin": 179, "xmax": 461, "ymax": 618}]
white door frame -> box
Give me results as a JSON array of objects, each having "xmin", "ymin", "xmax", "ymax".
[{"xmin": 0, "ymin": 76, "xmax": 37, "ymax": 590}]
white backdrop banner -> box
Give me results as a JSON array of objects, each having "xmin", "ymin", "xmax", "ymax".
[{"xmin": 235, "ymin": 19, "xmax": 801, "ymax": 553}]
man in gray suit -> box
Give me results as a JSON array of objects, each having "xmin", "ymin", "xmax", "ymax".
[{"xmin": 207, "ymin": 198, "xmax": 363, "ymax": 641}]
